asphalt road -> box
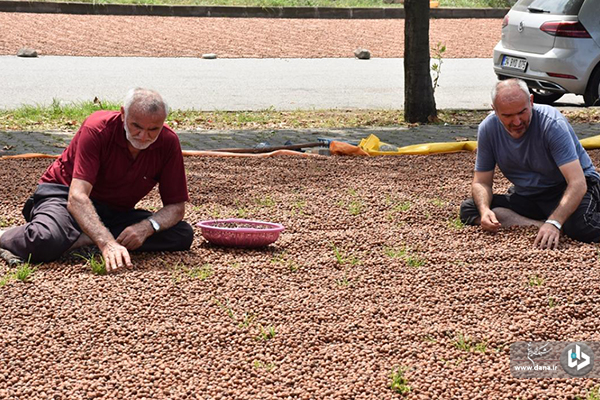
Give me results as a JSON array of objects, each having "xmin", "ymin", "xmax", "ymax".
[{"xmin": 0, "ymin": 55, "xmax": 584, "ymax": 110}]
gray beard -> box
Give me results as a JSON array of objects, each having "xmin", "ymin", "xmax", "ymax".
[{"xmin": 124, "ymin": 123, "xmax": 157, "ymax": 150}]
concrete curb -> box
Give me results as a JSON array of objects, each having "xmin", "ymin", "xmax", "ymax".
[
  {"xmin": 3, "ymin": 120, "xmax": 600, "ymax": 156},
  {"xmin": 0, "ymin": 1, "xmax": 508, "ymax": 19}
]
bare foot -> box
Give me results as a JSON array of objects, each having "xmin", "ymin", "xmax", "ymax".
[
  {"xmin": 68, "ymin": 233, "xmax": 94, "ymax": 252},
  {"xmin": 492, "ymin": 207, "xmax": 543, "ymax": 228}
]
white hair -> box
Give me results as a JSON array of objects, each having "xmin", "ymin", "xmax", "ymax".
[
  {"xmin": 123, "ymin": 88, "xmax": 169, "ymax": 117},
  {"xmin": 491, "ymin": 78, "xmax": 530, "ymax": 105}
]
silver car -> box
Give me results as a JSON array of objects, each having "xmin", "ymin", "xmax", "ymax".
[{"xmin": 493, "ymin": 0, "xmax": 600, "ymax": 106}]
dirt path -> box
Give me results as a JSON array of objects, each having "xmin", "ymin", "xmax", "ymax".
[{"xmin": 0, "ymin": 13, "xmax": 500, "ymax": 58}]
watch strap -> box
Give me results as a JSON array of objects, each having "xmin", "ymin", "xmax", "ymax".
[
  {"xmin": 545, "ymin": 219, "xmax": 562, "ymax": 231},
  {"xmin": 148, "ymin": 217, "xmax": 160, "ymax": 232}
]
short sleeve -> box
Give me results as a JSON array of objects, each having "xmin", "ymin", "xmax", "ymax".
[
  {"xmin": 72, "ymin": 124, "xmax": 102, "ymax": 186},
  {"xmin": 546, "ymin": 118, "xmax": 579, "ymax": 167},
  {"xmin": 474, "ymin": 120, "xmax": 496, "ymax": 172},
  {"xmin": 157, "ymin": 136, "xmax": 189, "ymax": 206}
]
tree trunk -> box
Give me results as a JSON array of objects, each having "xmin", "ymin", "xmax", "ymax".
[{"xmin": 404, "ymin": 0, "xmax": 437, "ymax": 123}]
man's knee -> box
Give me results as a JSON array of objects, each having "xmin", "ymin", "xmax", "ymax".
[
  {"xmin": 7, "ymin": 222, "xmax": 78, "ymax": 262},
  {"xmin": 562, "ymin": 218, "xmax": 600, "ymax": 243},
  {"xmin": 140, "ymin": 220, "xmax": 194, "ymax": 253},
  {"xmin": 459, "ymin": 198, "xmax": 479, "ymax": 225},
  {"xmin": 174, "ymin": 221, "xmax": 194, "ymax": 250}
]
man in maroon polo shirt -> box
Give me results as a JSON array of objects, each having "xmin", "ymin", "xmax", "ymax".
[{"xmin": 0, "ymin": 88, "xmax": 193, "ymax": 273}]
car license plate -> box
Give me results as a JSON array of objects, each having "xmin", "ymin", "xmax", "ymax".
[{"xmin": 502, "ymin": 56, "xmax": 527, "ymax": 72}]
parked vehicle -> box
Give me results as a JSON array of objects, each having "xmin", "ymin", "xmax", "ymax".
[{"xmin": 493, "ymin": 0, "xmax": 600, "ymax": 106}]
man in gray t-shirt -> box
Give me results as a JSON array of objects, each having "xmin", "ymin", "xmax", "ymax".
[{"xmin": 460, "ymin": 78, "xmax": 600, "ymax": 249}]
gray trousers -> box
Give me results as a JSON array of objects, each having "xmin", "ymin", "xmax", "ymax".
[{"xmin": 2, "ymin": 183, "xmax": 194, "ymax": 262}]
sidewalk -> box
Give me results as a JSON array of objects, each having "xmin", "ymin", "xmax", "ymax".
[
  {"xmin": 0, "ymin": 0, "xmax": 508, "ymax": 19},
  {"xmin": 3, "ymin": 121, "xmax": 600, "ymax": 156}
]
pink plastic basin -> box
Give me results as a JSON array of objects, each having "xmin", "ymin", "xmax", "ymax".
[{"xmin": 197, "ymin": 219, "xmax": 285, "ymax": 248}]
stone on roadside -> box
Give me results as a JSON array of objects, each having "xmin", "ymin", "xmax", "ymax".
[
  {"xmin": 354, "ymin": 49, "xmax": 371, "ymax": 60},
  {"xmin": 202, "ymin": 53, "xmax": 217, "ymax": 59},
  {"xmin": 17, "ymin": 48, "xmax": 38, "ymax": 58}
]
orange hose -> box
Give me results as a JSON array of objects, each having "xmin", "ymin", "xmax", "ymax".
[
  {"xmin": 0, "ymin": 153, "xmax": 59, "ymax": 160},
  {"xmin": 0, "ymin": 150, "xmax": 323, "ymax": 161},
  {"xmin": 181, "ymin": 149, "xmax": 323, "ymax": 158}
]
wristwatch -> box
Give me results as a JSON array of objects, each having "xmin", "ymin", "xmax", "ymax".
[
  {"xmin": 148, "ymin": 217, "xmax": 160, "ymax": 233},
  {"xmin": 545, "ymin": 219, "xmax": 562, "ymax": 231}
]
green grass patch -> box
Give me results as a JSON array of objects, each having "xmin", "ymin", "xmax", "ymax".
[
  {"xmin": 213, "ymin": 297, "xmax": 236, "ymax": 320},
  {"xmin": 384, "ymin": 246, "xmax": 407, "ymax": 258},
  {"xmin": 14, "ymin": 261, "xmax": 35, "ymax": 282},
  {"xmin": 187, "ymin": 264, "xmax": 214, "ymax": 280},
  {"xmin": 527, "ymin": 274, "xmax": 545, "ymax": 287},
  {"xmin": 4, "ymin": 100, "xmax": 599, "ymax": 132},
  {"xmin": 449, "ymin": 216, "xmax": 465, "ymax": 230},
  {"xmin": 170, "ymin": 261, "xmax": 214, "ymax": 282},
  {"xmin": 5, "ymin": 100, "xmax": 599, "ymax": 156},
  {"xmin": 332, "ymin": 244, "xmax": 360, "ymax": 266},
  {"xmin": 77, "ymin": 253, "xmax": 107, "ymax": 275},
  {"xmin": 452, "ymin": 333, "xmax": 487, "ymax": 353},
  {"xmin": 406, "ymin": 255, "xmax": 425, "ymax": 268},
  {"xmin": 257, "ymin": 324, "xmax": 277, "ymax": 340},
  {"xmin": 336, "ymin": 270, "xmax": 352, "ymax": 287},
  {"xmin": 238, "ymin": 312, "xmax": 256, "ymax": 328},
  {"xmin": 271, "ymin": 251, "xmax": 301, "ymax": 272},
  {"xmin": 421, "ymin": 334, "xmax": 437, "ymax": 343},
  {"xmin": 581, "ymin": 386, "xmax": 600, "ymax": 400},
  {"xmin": 255, "ymin": 195, "xmax": 276, "ymax": 207},
  {"xmin": 383, "ymin": 245, "xmax": 425, "ymax": 267},
  {"xmin": 576, "ymin": 386, "xmax": 600, "ymax": 400},
  {"xmin": 0, "ymin": 100, "xmax": 521, "ymax": 132},
  {"xmin": 348, "ymin": 199, "xmax": 364, "ymax": 216},
  {"xmin": 453, "ymin": 333, "xmax": 472, "ymax": 351},
  {"xmin": 235, "ymin": 206, "xmax": 249, "ymax": 219},
  {"xmin": 0, "ymin": 217, "xmax": 17, "ymax": 228},
  {"xmin": 0, "ymin": 99, "xmax": 121, "ymax": 131},
  {"xmin": 291, "ymin": 199, "xmax": 306, "ymax": 215},
  {"xmin": 252, "ymin": 360, "xmax": 276, "ymax": 371},
  {"xmin": 0, "ymin": 255, "xmax": 36, "ymax": 286},
  {"xmin": 431, "ymin": 198, "xmax": 447, "ymax": 207},
  {"xmin": 389, "ymin": 366, "xmax": 411, "ymax": 395},
  {"xmin": 393, "ymin": 201, "xmax": 411, "ymax": 212},
  {"xmin": 0, "ymin": 273, "xmax": 11, "ymax": 287}
]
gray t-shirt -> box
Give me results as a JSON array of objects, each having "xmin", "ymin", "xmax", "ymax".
[{"xmin": 475, "ymin": 104, "xmax": 598, "ymax": 196}]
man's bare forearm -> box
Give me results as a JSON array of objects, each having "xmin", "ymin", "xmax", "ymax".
[
  {"xmin": 147, "ymin": 202, "xmax": 186, "ymax": 232},
  {"xmin": 67, "ymin": 193, "xmax": 115, "ymax": 250},
  {"xmin": 472, "ymin": 182, "xmax": 494, "ymax": 215},
  {"xmin": 548, "ymin": 180, "xmax": 587, "ymax": 225}
]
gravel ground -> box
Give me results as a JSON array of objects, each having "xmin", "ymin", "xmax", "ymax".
[
  {"xmin": 0, "ymin": 13, "xmax": 500, "ymax": 58},
  {"xmin": 1, "ymin": 154, "xmax": 600, "ymax": 399}
]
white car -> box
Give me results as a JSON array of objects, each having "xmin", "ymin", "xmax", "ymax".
[{"xmin": 493, "ymin": 0, "xmax": 600, "ymax": 106}]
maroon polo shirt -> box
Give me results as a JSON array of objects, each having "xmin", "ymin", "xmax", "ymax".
[{"xmin": 40, "ymin": 111, "xmax": 189, "ymax": 211}]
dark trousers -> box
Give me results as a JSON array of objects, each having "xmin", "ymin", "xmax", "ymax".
[
  {"xmin": 459, "ymin": 177, "xmax": 600, "ymax": 243},
  {"xmin": 2, "ymin": 183, "xmax": 194, "ymax": 262}
]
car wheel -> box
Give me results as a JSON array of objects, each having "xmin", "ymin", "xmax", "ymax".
[
  {"xmin": 531, "ymin": 89, "xmax": 563, "ymax": 105},
  {"xmin": 584, "ymin": 67, "xmax": 600, "ymax": 107}
]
